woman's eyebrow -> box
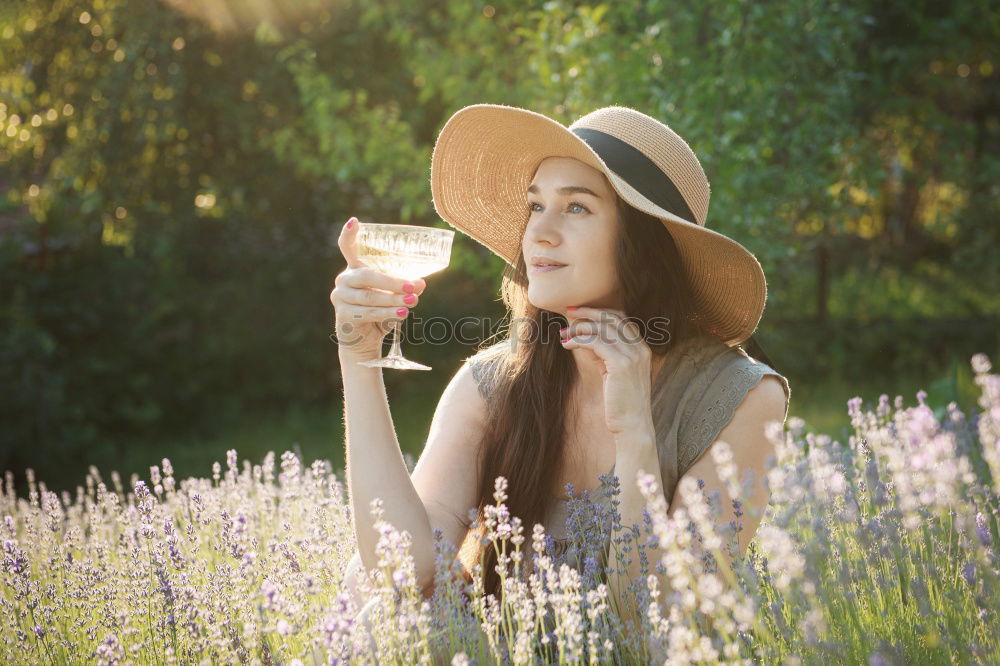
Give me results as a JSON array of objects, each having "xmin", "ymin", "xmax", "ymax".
[{"xmin": 527, "ymin": 184, "xmax": 602, "ymax": 199}]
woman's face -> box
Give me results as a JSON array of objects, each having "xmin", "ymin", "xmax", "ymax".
[{"xmin": 522, "ymin": 156, "xmax": 622, "ymax": 314}]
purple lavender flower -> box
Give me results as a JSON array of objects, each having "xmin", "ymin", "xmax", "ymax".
[
  {"xmin": 971, "ymin": 353, "xmax": 992, "ymax": 374},
  {"xmin": 975, "ymin": 512, "xmax": 992, "ymax": 547},
  {"xmin": 962, "ymin": 561, "xmax": 976, "ymax": 586},
  {"xmin": 847, "ymin": 396, "xmax": 864, "ymax": 424},
  {"xmin": 261, "ymin": 580, "xmax": 280, "ymax": 610},
  {"xmin": 877, "ymin": 394, "xmax": 890, "ymax": 419},
  {"xmin": 95, "ymin": 633, "xmax": 124, "ymax": 666},
  {"xmin": 868, "ymin": 652, "xmax": 890, "ymax": 666},
  {"xmin": 4, "ymin": 539, "xmax": 28, "ymax": 575}
]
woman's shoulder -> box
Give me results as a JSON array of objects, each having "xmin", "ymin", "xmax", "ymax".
[
  {"xmin": 679, "ymin": 333, "xmax": 789, "ymax": 406},
  {"xmin": 658, "ymin": 331, "xmax": 734, "ymax": 379},
  {"xmin": 673, "ymin": 333, "xmax": 791, "ymax": 473},
  {"xmin": 465, "ymin": 338, "xmax": 511, "ymax": 372}
]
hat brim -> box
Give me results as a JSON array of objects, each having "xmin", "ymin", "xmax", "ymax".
[{"xmin": 430, "ymin": 104, "xmax": 767, "ymax": 347}]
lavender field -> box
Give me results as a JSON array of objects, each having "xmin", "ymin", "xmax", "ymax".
[{"xmin": 3, "ymin": 353, "xmax": 998, "ymax": 665}]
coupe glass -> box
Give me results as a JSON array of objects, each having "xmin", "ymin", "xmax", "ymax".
[{"xmin": 355, "ymin": 222, "xmax": 454, "ymax": 370}]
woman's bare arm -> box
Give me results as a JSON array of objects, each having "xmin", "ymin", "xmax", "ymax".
[{"xmin": 341, "ymin": 353, "xmax": 486, "ymax": 594}]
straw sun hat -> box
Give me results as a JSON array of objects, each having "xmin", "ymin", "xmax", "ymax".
[{"xmin": 429, "ymin": 103, "xmax": 767, "ymax": 348}]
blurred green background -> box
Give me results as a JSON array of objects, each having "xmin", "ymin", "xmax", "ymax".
[{"xmin": 2, "ymin": 0, "xmax": 997, "ymax": 494}]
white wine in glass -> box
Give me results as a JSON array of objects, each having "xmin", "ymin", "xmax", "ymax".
[{"xmin": 355, "ymin": 222, "xmax": 455, "ymax": 370}]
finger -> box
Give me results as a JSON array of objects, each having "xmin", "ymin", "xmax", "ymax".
[
  {"xmin": 341, "ymin": 267, "xmax": 423, "ymax": 295},
  {"xmin": 338, "ymin": 304, "xmax": 411, "ymax": 324},
  {"xmin": 337, "ymin": 217, "xmax": 365, "ymax": 269},
  {"xmin": 562, "ymin": 314, "xmax": 624, "ymax": 342},
  {"xmin": 566, "ymin": 306, "xmax": 627, "ymax": 323},
  {"xmin": 335, "ymin": 217, "xmax": 427, "ymax": 291},
  {"xmin": 558, "ymin": 319, "xmax": 599, "ymax": 340},
  {"xmin": 559, "ymin": 336, "xmax": 631, "ymax": 376},
  {"xmin": 566, "ymin": 307, "xmax": 641, "ymax": 343},
  {"xmin": 559, "ymin": 335, "xmax": 632, "ymax": 368},
  {"xmin": 335, "ymin": 218, "xmax": 427, "ymax": 295},
  {"xmin": 334, "ymin": 284, "xmax": 418, "ymax": 309}
]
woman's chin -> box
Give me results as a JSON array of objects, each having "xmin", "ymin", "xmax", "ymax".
[{"xmin": 529, "ymin": 299, "xmax": 576, "ymax": 315}]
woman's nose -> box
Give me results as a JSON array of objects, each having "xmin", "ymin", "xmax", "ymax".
[{"xmin": 524, "ymin": 210, "xmax": 560, "ymax": 245}]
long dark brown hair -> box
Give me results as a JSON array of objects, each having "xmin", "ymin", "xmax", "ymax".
[{"xmin": 456, "ymin": 192, "xmax": 710, "ymax": 600}]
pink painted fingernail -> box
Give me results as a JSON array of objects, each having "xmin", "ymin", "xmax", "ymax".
[
  {"xmin": 404, "ymin": 294, "xmax": 416, "ymax": 304},
  {"xmin": 396, "ymin": 307, "xmax": 408, "ymax": 317},
  {"xmin": 346, "ymin": 217, "xmax": 356, "ymax": 229},
  {"xmin": 567, "ymin": 306, "xmax": 578, "ymax": 311},
  {"xmin": 559, "ymin": 327, "xmax": 568, "ymax": 334},
  {"xmin": 561, "ymin": 337, "xmax": 570, "ymax": 344},
  {"xmin": 402, "ymin": 281, "xmax": 415, "ymax": 294}
]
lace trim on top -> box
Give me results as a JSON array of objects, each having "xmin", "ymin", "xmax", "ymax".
[
  {"xmin": 676, "ymin": 360, "xmax": 791, "ymax": 476},
  {"xmin": 469, "ymin": 343, "xmax": 506, "ymax": 402}
]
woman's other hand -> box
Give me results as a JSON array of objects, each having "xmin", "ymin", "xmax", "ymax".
[
  {"xmin": 559, "ymin": 306, "xmax": 654, "ymax": 440},
  {"xmin": 331, "ymin": 216, "xmax": 426, "ymax": 362}
]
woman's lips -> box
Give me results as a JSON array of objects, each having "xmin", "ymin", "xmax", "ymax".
[{"xmin": 530, "ymin": 264, "xmax": 567, "ymax": 273}]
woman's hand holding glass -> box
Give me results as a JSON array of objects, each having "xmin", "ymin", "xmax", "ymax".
[{"xmin": 331, "ymin": 217, "xmax": 427, "ymax": 364}]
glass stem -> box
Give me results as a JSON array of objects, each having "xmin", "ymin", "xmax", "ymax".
[{"xmin": 386, "ymin": 320, "xmax": 403, "ymax": 359}]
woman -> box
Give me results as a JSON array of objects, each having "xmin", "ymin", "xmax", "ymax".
[{"xmin": 331, "ymin": 104, "xmax": 790, "ymax": 632}]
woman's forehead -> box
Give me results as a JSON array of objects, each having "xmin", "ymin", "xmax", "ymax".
[{"xmin": 530, "ymin": 157, "xmax": 611, "ymax": 193}]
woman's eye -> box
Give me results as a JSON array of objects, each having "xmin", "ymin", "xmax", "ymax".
[{"xmin": 527, "ymin": 202, "xmax": 590, "ymax": 214}]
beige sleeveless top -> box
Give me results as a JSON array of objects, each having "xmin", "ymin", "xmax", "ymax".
[{"xmin": 466, "ymin": 332, "xmax": 791, "ymax": 577}]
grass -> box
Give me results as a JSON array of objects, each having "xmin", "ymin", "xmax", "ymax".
[{"xmin": 788, "ymin": 356, "xmax": 983, "ymax": 440}]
